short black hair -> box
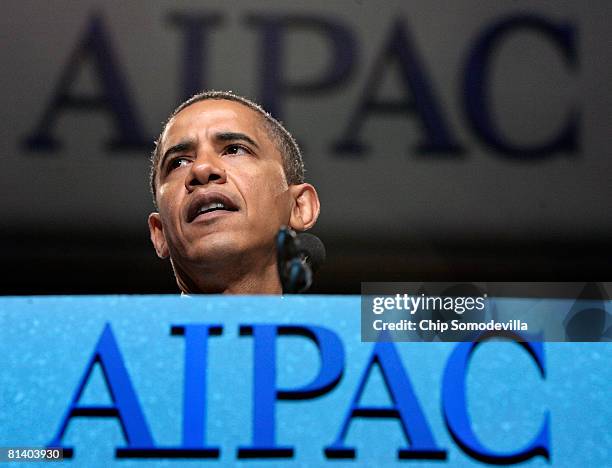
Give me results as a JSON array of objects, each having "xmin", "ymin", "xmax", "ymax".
[{"xmin": 149, "ymin": 90, "xmax": 304, "ymax": 207}]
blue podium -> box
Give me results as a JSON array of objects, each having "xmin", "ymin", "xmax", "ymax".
[{"xmin": 1, "ymin": 295, "xmax": 610, "ymax": 466}]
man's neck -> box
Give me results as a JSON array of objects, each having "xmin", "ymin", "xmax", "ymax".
[{"xmin": 173, "ymin": 255, "xmax": 282, "ymax": 295}]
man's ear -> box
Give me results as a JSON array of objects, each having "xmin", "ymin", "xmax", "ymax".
[
  {"xmin": 288, "ymin": 183, "xmax": 320, "ymax": 231},
  {"xmin": 148, "ymin": 212, "xmax": 170, "ymax": 258}
]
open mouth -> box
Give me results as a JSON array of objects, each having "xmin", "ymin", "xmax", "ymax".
[
  {"xmin": 194, "ymin": 201, "xmax": 236, "ymax": 218},
  {"xmin": 187, "ymin": 193, "xmax": 239, "ymax": 223}
]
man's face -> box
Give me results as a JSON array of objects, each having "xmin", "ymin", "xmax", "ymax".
[{"xmin": 148, "ymin": 99, "xmax": 294, "ymax": 276}]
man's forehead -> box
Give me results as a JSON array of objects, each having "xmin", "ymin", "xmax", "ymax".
[{"xmin": 161, "ymin": 99, "xmax": 269, "ymax": 149}]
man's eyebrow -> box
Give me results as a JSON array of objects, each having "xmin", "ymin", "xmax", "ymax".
[
  {"xmin": 160, "ymin": 139, "xmax": 197, "ymax": 170},
  {"xmin": 214, "ymin": 132, "xmax": 259, "ymax": 149}
]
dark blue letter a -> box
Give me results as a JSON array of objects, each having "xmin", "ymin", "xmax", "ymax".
[{"xmin": 48, "ymin": 323, "xmax": 154, "ymax": 456}]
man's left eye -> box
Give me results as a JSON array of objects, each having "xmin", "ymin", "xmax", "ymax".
[{"xmin": 224, "ymin": 144, "xmax": 250, "ymax": 156}]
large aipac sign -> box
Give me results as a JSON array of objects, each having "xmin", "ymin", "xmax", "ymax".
[
  {"xmin": 1, "ymin": 295, "xmax": 610, "ymax": 466},
  {"xmin": 3, "ymin": 1, "xmax": 610, "ymax": 242},
  {"xmin": 23, "ymin": 12, "xmax": 577, "ymax": 158}
]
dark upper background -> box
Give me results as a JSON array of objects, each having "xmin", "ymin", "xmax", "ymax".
[{"xmin": 2, "ymin": 1, "xmax": 610, "ymax": 294}]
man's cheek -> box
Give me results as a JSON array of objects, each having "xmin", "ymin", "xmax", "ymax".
[
  {"xmin": 159, "ymin": 195, "xmax": 180, "ymax": 221},
  {"xmin": 158, "ymin": 182, "xmax": 170, "ymax": 198}
]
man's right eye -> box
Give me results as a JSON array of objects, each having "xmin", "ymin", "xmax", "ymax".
[{"xmin": 168, "ymin": 157, "xmax": 191, "ymax": 172}]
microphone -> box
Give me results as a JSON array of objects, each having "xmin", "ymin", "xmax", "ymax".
[
  {"xmin": 276, "ymin": 227, "xmax": 326, "ymax": 293},
  {"xmin": 296, "ymin": 232, "xmax": 326, "ymax": 273}
]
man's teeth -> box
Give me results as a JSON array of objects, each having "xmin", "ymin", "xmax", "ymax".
[{"xmin": 198, "ymin": 202, "xmax": 226, "ymax": 214}]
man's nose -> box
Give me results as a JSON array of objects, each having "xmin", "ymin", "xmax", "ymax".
[{"xmin": 185, "ymin": 152, "xmax": 227, "ymax": 191}]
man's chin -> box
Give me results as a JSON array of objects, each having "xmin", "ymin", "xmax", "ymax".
[
  {"xmin": 176, "ymin": 226, "xmax": 278, "ymax": 269},
  {"xmin": 180, "ymin": 234, "xmax": 247, "ymax": 265}
]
